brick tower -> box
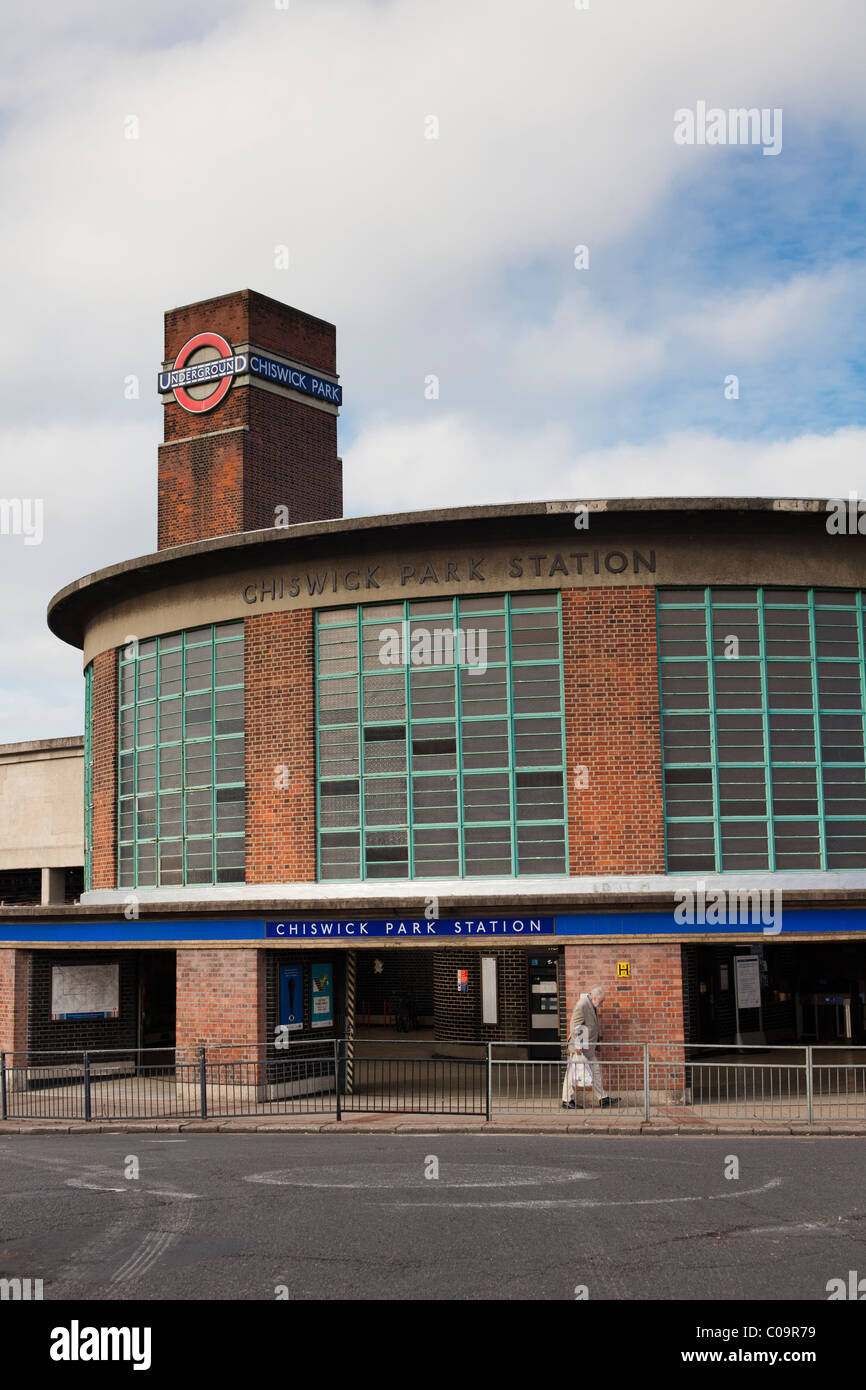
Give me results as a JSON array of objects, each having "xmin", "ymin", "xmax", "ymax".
[{"xmin": 157, "ymin": 289, "xmax": 343, "ymax": 549}]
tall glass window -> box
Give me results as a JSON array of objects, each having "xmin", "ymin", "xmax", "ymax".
[
  {"xmin": 315, "ymin": 594, "xmax": 568, "ymax": 880},
  {"xmin": 117, "ymin": 622, "xmax": 245, "ymax": 888},
  {"xmin": 658, "ymin": 587, "xmax": 866, "ymax": 872},
  {"xmin": 84, "ymin": 662, "xmax": 93, "ymax": 892}
]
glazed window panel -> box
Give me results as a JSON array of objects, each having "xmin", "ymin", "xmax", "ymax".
[
  {"xmin": 658, "ymin": 587, "xmax": 866, "ymax": 871},
  {"xmin": 117, "ymin": 623, "xmax": 245, "ymax": 888},
  {"xmin": 315, "ymin": 594, "xmax": 568, "ymax": 880}
]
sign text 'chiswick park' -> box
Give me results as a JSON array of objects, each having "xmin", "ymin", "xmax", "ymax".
[
  {"xmin": 158, "ymin": 331, "xmax": 341, "ymax": 414},
  {"xmin": 266, "ymin": 918, "xmax": 554, "ymax": 938}
]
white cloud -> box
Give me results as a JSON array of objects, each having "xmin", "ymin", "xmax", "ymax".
[
  {"xmin": 345, "ymin": 414, "xmax": 866, "ymax": 514},
  {"xmin": 673, "ymin": 263, "xmax": 863, "ymax": 361}
]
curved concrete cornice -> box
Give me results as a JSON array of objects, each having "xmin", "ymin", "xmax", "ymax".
[{"xmin": 47, "ymin": 496, "xmax": 848, "ymax": 654}]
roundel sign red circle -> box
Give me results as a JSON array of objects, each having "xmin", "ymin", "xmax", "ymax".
[{"xmin": 164, "ymin": 331, "xmax": 241, "ymax": 414}]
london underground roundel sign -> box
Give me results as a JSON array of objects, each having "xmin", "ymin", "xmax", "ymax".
[{"xmin": 158, "ymin": 332, "xmax": 248, "ymax": 414}]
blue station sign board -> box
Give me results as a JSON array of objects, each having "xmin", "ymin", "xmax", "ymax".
[
  {"xmin": 2, "ymin": 910, "xmax": 865, "ymax": 944},
  {"xmin": 266, "ymin": 918, "xmax": 553, "ymax": 938}
]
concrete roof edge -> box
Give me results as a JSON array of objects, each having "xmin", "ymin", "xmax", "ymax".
[
  {"xmin": 6, "ymin": 885, "xmax": 866, "ymax": 918},
  {"xmin": 46, "ymin": 495, "xmax": 830, "ymax": 649},
  {"xmin": 0, "ymin": 736, "xmax": 84, "ymax": 756}
]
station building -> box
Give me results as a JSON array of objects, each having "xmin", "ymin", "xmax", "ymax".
[{"xmin": 2, "ymin": 287, "xmax": 866, "ymax": 1064}]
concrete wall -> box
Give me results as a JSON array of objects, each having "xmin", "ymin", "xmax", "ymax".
[{"xmin": 0, "ymin": 739, "xmax": 83, "ymax": 872}]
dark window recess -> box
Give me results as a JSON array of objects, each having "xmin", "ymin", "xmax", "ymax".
[{"xmin": 0, "ymin": 869, "xmax": 41, "ymax": 905}]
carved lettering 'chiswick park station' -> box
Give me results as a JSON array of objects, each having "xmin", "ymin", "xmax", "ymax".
[{"xmin": 240, "ymin": 549, "xmax": 657, "ymax": 603}]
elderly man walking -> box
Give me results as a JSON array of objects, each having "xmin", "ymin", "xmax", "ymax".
[{"xmin": 562, "ymin": 986, "xmax": 620, "ymax": 1108}]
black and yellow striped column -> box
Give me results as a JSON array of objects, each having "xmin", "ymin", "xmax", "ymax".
[{"xmin": 344, "ymin": 951, "xmax": 356, "ymax": 1095}]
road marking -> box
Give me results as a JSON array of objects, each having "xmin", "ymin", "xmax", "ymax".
[
  {"xmin": 111, "ymin": 1231, "xmax": 177, "ymax": 1284},
  {"xmin": 391, "ymin": 1176, "xmax": 783, "ymax": 1209},
  {"xmin": 245, "ymin": 1164, "xmax": 598, "ymax": 1189},
  {"xmin": 146, "ymin": 1189, "xmax": 199, "ymax": 1199},
  {"xmin": 64, "ymin": 1178, "xmax": 199, "ymax": 1199},
  {"xmin": 67, "ymin": 1179, "xmax": 128, "ymax": 1193},
  {"xmin": 733, "ymin": 1217, "xmax": 847, "ymax": 1237}
]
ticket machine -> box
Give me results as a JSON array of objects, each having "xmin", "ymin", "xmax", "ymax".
[{"xmin": 528, "ymin": 955, "xmax": 560, "ymax": 1058}]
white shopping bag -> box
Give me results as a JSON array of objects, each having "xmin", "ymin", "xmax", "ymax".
[
  {"xmin": 562, "ymin": 1054, "xmax": 592, "ymax": 1103},
  {"xmin": 571, "ymin": 1054, "xmax": 592, "ymax": 1088}
]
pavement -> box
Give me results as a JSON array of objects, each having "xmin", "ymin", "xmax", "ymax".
[
  {"xmin": 1, "ymin": 1132, "xmax": 864, "ymax": 1300},
  {"xmin": 1, "ymin": 1114, "xmax": 864, "ymax": 1135}
]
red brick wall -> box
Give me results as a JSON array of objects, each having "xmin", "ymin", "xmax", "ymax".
[
  {"xmin": 90, "ymin": 650, "xmax": 117, "ymax": 892},
  {"xmin": 157, "ymin": 425, "xmax": 246, "ymax": 548},
  {"xmin": 175, "ymin": 948, "xmax": 266, "ymax": 1059},
  {"xmin": 245, "ymin": 610, "xmax": 316, "ymax": 883},
  {"xmin": 0, "ymin": 949, "xmax": 30, "ymax": 1057},
  {"xmin": 562, "ymin": 586, "xmax": 665, "ymax": 875},
  {"xmin": 158, "ymin": 289, "xmax": 341, "ymax": 549},
  {"xmin": 164, "ymin": 291, "xmax": 336, "ymax": 377},
  {"xmin": 563, "ymin": 942, "xmax": 685, "ymax": 1049},
  {"xmin": 243, "ymin": 389, "xmax": 340, "ymax": 532}
]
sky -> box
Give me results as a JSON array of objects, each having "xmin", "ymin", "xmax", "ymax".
[{"xmin": 1, "ymin": 0, "xmax": 865, "ymax": 740}]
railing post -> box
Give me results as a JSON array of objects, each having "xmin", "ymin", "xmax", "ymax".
[
  {"xmin": 643, "ymin": 1043, "xmax": 650, "ymax": 1122},
  {"xmin": 0, "ymin": 1052, "xmax": 6, "ymax": 1121},
  {"xmin": 805, "ymin": 1045, "xmax": 813, "ymax": 1124},
  {"xmin": 83, "ymin": 1052, "xmax": 91, "ymax": 1123},
  {"xmin": 485, "ymin": 1043, "xmax": 492, "ymax": 1121},
  {"xmin": 199, "ymin": 1046, "xmax": 208, "ymax": 1120},
  {"xmin": 334, "ymin": 1038, "xmax": 342, "ymax": 1122}
]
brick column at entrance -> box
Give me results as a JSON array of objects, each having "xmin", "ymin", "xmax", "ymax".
[
  {"xmin": 562, "ymin": 586, "xmax": 665, "ymax": 876},
  {"xmin": 563, "ymin": 942, "xmax": 686, "ymax": 1100},
  {"xmin": 0, "ymin": 949, "xmax": 30, "ymax": 1059},
  {"xmin": 176, "ymin": 948, "xmax": 267, "ymax": 1063}
]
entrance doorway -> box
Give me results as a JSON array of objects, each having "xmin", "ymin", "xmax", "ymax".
[
  {"xmin": 138, "ymin": 951, "xmax": 176, "ymax": 1060},
  {"xmin": 687, "ymin": 941, "xmax": 866, "ymax": 1045},
  {"xmin": 356, "ymin": 950, "xmax": 434, "ymax": 1037}
]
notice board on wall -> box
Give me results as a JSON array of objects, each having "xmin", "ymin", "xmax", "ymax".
[
  {"xmin": 51, "ymin": 963, "xmax": 119, "ymax": 1021},
  {"xmin": 734, "ymin": 955, "xmax": 761, "ymax": 1011}
]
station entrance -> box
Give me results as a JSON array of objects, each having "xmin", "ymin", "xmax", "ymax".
[
  {"xmin": 686, "ymin": 940, "xmax": 866, "ymax": 1045},
  {"xmin": 356, "ymin": 948, "xmax": 434, "ymax": 1035},
  {"xmin": 274, "ymin": 944, "xmax": 566, "ymax": 1047}
]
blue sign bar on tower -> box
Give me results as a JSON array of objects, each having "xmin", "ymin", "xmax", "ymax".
[{"xmin": 249, "ymin": 353, "xmax": 342, "ymax": 405}]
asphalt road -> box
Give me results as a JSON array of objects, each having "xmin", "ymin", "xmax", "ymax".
[{"xmin": 0, "ymin": 1135, "xmax": 863, "ymax": 1301}]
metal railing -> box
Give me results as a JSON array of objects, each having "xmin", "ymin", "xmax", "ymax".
[{"xmin": 1, "ymin": 1041, "xmax": 865, "ymax": 1122}]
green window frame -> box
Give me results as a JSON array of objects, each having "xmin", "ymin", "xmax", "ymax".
[
  {"xmin": 84, "ymin": 662, "xmax": 93, "ymax": 892},
  {"xmin": 117, "ymin": 622, "xmax": 245, "ymax": 888},
  {"xmin": 658, "ymin": 586, "xmax": 866, "ymax": 872},
  {"xmin": 315, "ymin": 593, "xmax": 568, "ymax": 880}
]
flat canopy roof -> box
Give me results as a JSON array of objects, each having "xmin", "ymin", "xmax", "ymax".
[{"xmin": 46, "ymin": 496, "xmax": 830, "ymax": 649}]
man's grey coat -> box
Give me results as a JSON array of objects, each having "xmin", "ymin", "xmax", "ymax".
[{"xmin": 568, "ymin": 994, "xmax": 600, "ymax": 1057}]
